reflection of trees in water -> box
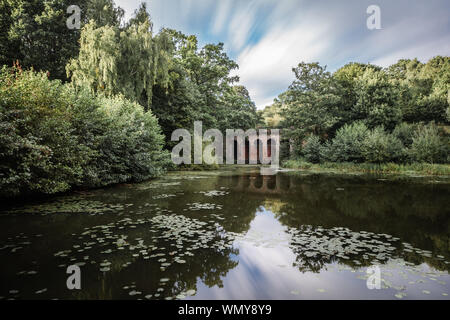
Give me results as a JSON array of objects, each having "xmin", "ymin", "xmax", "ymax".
[
  {"xmin": 263, "ymin": 174, "xmax": 449, "ymax": 272},
  {"xmin": 2, "ymin": 170, "xmax": 449, "ymax": 298},
  {"xmin": 222, "ymin": 171, "xmax": 449, "ymax": 272}
]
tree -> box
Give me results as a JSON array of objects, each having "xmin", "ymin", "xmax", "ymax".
[
  {"xmin": 353, "ymin": 68, "xmax": 402, "ymax": 131},
  {"xmin": 0, "ymin": 0, "xmax": 83, "ymax": 80},
  {"xmin": 333, "ymin": 62, "xmax": 381, "ymax": 127},
  {"xmin": 151, "ymin": 29, "xmax": 259, "ymax": 145},
  {"xmin": 281, "ymin": 62, "xmax": 341, "ymax": 143},
  {"xmin": 84, "ymin": 0, "xmax": 123, "ymax": 27},
  {"xmin": 67, "ymin": 4, "xmax": 172, "ymax": 110},
  {"xmin": 362, "ymin": 127, "xmax": 404, "ymax": 163},
  {"xmin": 389, "ymin": 57, "xmax": 449, "ymax": 123},
  {"xmin": 0, "ymin": 0, "xmax": 126, "ymax": 81},
  {"xmin": 217, "ymin": 85, "xmax": 259, "ymax": 131}
]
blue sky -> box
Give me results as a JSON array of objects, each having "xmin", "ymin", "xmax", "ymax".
[{"xmin": 116, "ymin": 0, "xmax": 450, "ymax": 109}]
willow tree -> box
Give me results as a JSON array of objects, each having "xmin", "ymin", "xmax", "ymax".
[{"xmin": 66, "ymin": 3, "xmax": 171, "ymax": 110}]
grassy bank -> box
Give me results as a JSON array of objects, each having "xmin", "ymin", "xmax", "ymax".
[
  {"xmin": 169, "ymin": 164, "xmax": 221, "ymax": 171},
  {"xmin": 282, "ymin": 159, "xmax": 450, "ymax": 176}
]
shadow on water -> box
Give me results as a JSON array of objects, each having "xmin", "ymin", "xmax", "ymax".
[{"xmin": 0, "ymin": 167, "xmax": 449, "ymax": 299}]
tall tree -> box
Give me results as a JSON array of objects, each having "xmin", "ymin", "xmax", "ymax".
[
  {"xmin": 0, "ymin": 0, "xmax": 83, "ymax": 80},
  {"xmin": 67, "ymin": 3, "xmax": 172, "ymax": 109},
  {"xmin": 0, "ymin": 0, "xmax": 125, "ymax": 81},
  {"xmin": 281, "ymin": 62, "xmax": 341, "ymax": 142}
]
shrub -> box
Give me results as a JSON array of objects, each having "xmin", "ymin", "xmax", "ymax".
[
  {"xmin": 0, "ymin": 67, "xmax": 90, "ymax": 196},
  {"xmin": 89, "ymin": 95, "xmax": 170, "ymax": 187},
  {"xmin": 0, "ymin": 67, "xmax": 169, "ymax": 198},
  {"xmin": 324, "ymin": 121, "xmax": 369, "ymax": 162},
  {"xmin": 393, "ymin": 122, "xmax": 418, "ymax": 147},
  {"xmin": 362, "ymin": 127, "xmax": 405, "ymax": 163},
  {"xmin": 408, "ymin": 123, "xmax": 448, "ymax": 163},
  {"xmin": 302, "ymin": 135, "xmax": 322, "ymax": 163}
]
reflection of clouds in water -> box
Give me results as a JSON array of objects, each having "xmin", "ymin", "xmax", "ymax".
[
  {"xmin": 190, "ymin": 208, "xmax": 330, "ymax": 299},
  {"xmin": 189, "ymin": 208, "xmax": 450, "ymax": 300}
]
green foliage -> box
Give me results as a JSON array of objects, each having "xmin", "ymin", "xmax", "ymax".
[
  {"xmin": 259, "ymin": 101, "xmax": 283, "ymax": 128},
  {"xmin": 281, "ymin": 62, "xmax": 341, "ymax": 141},
  {"xmin": 333, "ymin": 62, "xmax": 381, "ymax": 126},
  {"xmin": 408, "ymin": 123, "xmax": 448, "ymax": 164},
  {"xmin": 390, "ymin": 57, "xmax": 449, "ymax": 123},
  {"xmin": 323, "ymin": 122, "xmax": 369, "ymax": 163},
  {"xmin": 151, "ymin": 29, "xmax": 259, "ymax": 146},
  {"xmin": 68, "ymin": 18, "xmax": 259, "ymax": 146},
  {"xmin": 392, "ymin": 122, "xmax": 418, "ymax": 147},
  {"xmin": 302, "ymin": 135, "xmax": 322, "ymax": 163},
  {"xmin": 353, "ymin": 69, "xmax": 402, "ymax": 130},
  {"xmin": 274, "ymin": 58, "xmax": 449, "ymax": 166},
  {"xmin": 0, "ymin": 67, "xmax": 169, "ymax": 197},
  {"xmin": 362, "ymin": 127, "xmax": 405, "ymax": 163},
  {"xmin": 0, "ymin": 67, "xmax": 89, "ymax": 196},
  {"xmin": 66, "ymin": 8, "xmax": 171, "ymax": 110},
  {"xmin": 282, "ymin": 159, "xmax": 450, "ymax": 176},
  {"xmin": 0, "ymin": 0, "xmax": 82, "ymax": 80},
  {"xmin": 85, "ymin": 0, "xmax": 124, "ymax": 27},
  {"xmin": 0, "ymin": 0, "xmax": 125, "ymax": 81}
]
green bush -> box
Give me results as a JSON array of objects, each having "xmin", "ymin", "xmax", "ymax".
[
  {"xmin": 393, "ymin": 122, "xmax": 418, "ymax": 147},
  {"xmin": 408, "ymin": 123, "xmax": 448, "ymax": 163},
  {"xmin": 362, "ymin": 127, "xmax": 405, "ymax": 163},
  {"xmin": 302, "ymin": 135, "xmax": 322, "ymax": 163},
  {"xmin": 323, "ymin": 122, "xmax": 369, "ymax": 162},
  {"xmin": 0, "ymin": 67, "xmax": 169, "ymax": 197},
  {"xmin": 0, "ymin": 67, "xmax": 89, "ymax": 196},
  {"xmin": 95, "ymin": 95, "xmax": 170, "ymax": 185}
]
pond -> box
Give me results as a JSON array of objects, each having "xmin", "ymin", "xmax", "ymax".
[{"xmin": 0, "ymin": 167, "xmax": 449, "ymax": 300}]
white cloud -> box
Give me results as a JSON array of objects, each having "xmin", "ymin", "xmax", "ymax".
[
  {"xmin": 372, "ymin": 36, "xmax": 450, "ymax": 67},
  {"xmin": 210, "ymin": 0, "xmax": 233, "ymax": 35},
  {"xmin": 226, "ymin": 2, "xmax": 259, "ymax": 51},
  {"xmin": 235, "ymin": 19, "xmax": 333, "ymax": 108}
]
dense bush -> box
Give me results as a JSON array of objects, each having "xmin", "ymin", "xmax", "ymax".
[
  {"xmin": 0, "ymin": 67, "xmax": 89, "ymax": 196},
  {"xmin": 361, "ymin": 127, "xmax": 405, "ymax": 163},
  {"xmin": 299, "ymin": 121, "xmax": 449, "ymax": 165},
  {"xmin": 392, "ymin": 122, "xmax": 418, "ymax": 147},
  {"xmin": 88, "ymin": 95, "xmax": 170, "ymax": 186},
  {"xmin": 408, "ymin": 123, "xmax": 448, "ymax": 163},
  {"xmin": 302, "ymin": 135, "xmax": 322, "ymax": 163},
  {"xmin": 322, "ymin": 122, "xmax": 368, "ymax": 163},
  {"xmin": 0, "ymin": 67, "xmax": 169, "ymax": 197}
]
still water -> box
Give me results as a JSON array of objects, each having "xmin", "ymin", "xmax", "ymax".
[{"xmin": 0, "ymin": 167, "xmax": 449, "ymax": 300}]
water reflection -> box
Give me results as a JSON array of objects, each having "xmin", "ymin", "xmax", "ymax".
[
  {"xmin": 189, "ymin": 206, "xmax": 449, "ymax": 300},
  {"xmin": 0, "ymin": 168, "xmax": 449, "ymax": 299}
]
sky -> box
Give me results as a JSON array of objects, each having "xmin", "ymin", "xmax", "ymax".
[{"xmin": 115, "ymin": 0, "xmax": 450, "ymax": 109}]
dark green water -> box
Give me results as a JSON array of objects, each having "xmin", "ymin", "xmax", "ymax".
[{"xmin": 0, "ymin": 167, "xmax": 449, "ymax": 300}]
